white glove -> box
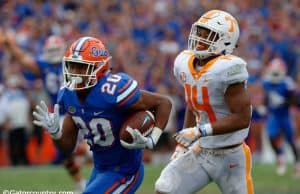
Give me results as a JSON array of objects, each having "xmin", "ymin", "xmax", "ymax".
[
  {"xmin": 171, "ymin": 141, "xmax": 202, "ymax": 161},
  {"xmin": 170, "ymin": 144, "xmax": 188, "ymax": 160},
  {"xmin": 120, "ymin": 126, "xmax": 163, "ymax": 149},
  {"xmin": 171, "ymin": 140, "xmax": 203, "ymax": 160},
  {"xmin": 174, "ymin": 124, "xmax": 213, "ymax": 147},
  {"xmin": 33, "ymin": 101, "xmax": 61, "ymax": 139},
  {"xmin": 173, "ymin": 127, "xmax": 201, "ymax": 147}
]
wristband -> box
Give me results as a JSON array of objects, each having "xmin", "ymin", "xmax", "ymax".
[
  {"xmin": 150, "ymin": 127, "xmax": 163, "ymax": 145},
  {"xmin": 199, "ymin": 123, "xmax": 213, "ymax": 136}
]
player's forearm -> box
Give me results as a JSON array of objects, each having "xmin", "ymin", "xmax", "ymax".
[
  {"xmin": 54, "ymin": 140, "xmax": 76, "ymax": 157},
  {"xmin": 210, "ymin": 110, "xmax": 251, "ymax": 135},
  {"xmin": 7, "ymin": 41, "xmax": 24, "ymax": 60},
  {"xmin": 53, "ymin": 134, "xmax": 77, "ymax": 157},
  {"xmin": 7, "ymin": 41, "xmax": 39, "ymax": 74},
  {"xmin": 183, "ymin": 106, "xmax": 196, "ymax": 128},
  {"xmin": 153, "ymin": 96, "xmax": 172, "ymax": 130}
]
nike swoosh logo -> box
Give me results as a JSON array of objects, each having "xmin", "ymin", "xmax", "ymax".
[
  {"xmin": 94, "ymin": 111, "xmax": 104, "ymax": 116},
  {"xmin": 141, "ymin": 116, "xmax": 150, "ymax": 128},
  {"xmin": 204, "ymin": 78, "xmax": 211, "ymax": 82}
]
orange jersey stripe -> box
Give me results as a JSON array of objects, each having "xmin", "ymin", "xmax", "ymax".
[
  {"xmin": 117, "ymin": 88, "xmax": 138, "ymax": 107},
  {"xmin": 243, "ymin": 143, "xmax": 254, "ymax": 194},
  {"xmin": 124, "ymin": 170, "xmax": 140, "ymax": 194},
  {"xmin": 184, "ymin": 84, "xmax": 196, "ymax": 111},
  {"xmin": 118, "ymin": 79, "xmax": 133, "ymax": 93},
  {"xmin": 200, "ymin": 86, "xmax": 216, "ymax": 122},
  {"xmin": 104, "ymin": 177, "xmax": 126, "ymax": 194}
]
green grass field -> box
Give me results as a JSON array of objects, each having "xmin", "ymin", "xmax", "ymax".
[{"xmin": 0, "ymin": 164, "xmax": 299, "ymax": 194}]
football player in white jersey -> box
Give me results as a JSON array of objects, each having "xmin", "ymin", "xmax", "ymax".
[{"xmin": 155, "ymin": 10, "xmax": 254, "ymax": 194}]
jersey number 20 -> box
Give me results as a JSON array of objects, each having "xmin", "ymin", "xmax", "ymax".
[{"xmin": 72, "ymin": 116, "xmax": 114, "ymax": 147}]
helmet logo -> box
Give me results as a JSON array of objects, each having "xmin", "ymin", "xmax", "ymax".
[
  {"xmin": 199, "ymin": 10, "xmax": 219, "ymax": 23},
  {"xmin": 225, "ymin": 16, "xmax": 236, "ymax": 33},
  {"xmin": 91, "ymin": 46, "xmax": 109, "ymax": 57},
  {"xmin": 68, "ymin": 106, "xmax": 76, "ymax": 114}
]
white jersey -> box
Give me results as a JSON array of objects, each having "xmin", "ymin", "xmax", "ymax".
[{"xmin": 174, "ymin": 50, "xmax": 249, "ymax": 148}]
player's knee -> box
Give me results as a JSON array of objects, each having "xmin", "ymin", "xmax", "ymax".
[
  {"xmin": 155, "ymin": 169, "xmax": 179, "ymax": 194},
  {"xmin": 155, "ymin": 178, "xmax": 172, "ymax": 193},
  {"xmin": 63, "ymin": 157, "xmax": 80, "ymax": 175}
]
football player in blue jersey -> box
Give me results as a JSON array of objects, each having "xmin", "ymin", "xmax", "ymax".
[
  {"xmin": 263, "ymin": 58, "xmax": 300, "ymax": 177},
  {"xmin": 4, "ymin": 32, "xmax": 87, "ymax": 192},
  {"xmin": 33, "ymin": 36, "xmax": 172, "ymax": 193},
  {"xmin": 5, "ymin": 32, "xmax": 64, "ymax": 104}
]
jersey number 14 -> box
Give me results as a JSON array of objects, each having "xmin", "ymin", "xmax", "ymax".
[{"xmin": 185, "ymin": 84, "xmax": 216, "ymax": 122}]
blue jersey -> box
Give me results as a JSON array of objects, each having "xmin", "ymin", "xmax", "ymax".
[
  {"xmin": 57, "ymin": 72, "xmax": 142, "ymax": 174},
  {"xmin": 262, "ymin": 77, "xmax": 295, "ymax": 116},
  {"xmin": 37, "ymin": 59, "xmax": 62, "ymax": 105}
]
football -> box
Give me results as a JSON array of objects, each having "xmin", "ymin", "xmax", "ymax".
[{"xmin": 120, "ymin": 110, "xmax": 155, "ymax": 143}]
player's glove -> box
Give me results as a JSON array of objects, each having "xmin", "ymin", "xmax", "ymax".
[
  {"xmin": 174, "ymin": 124, "xmax": 213, "ymax": 147},
  {"xmin": 170, "ymin": 144, "xmax": 188, "ymax": 160},
  {"xmin": 173, "ymin": 127, "xmax": 201, "ymax": 147},
  {"xmin": 32, "ymin": 101, "xmax": 61, "ymax": 139},
  {"xmin": 120, "ymin": 126, "xmax": 163, "ymax": 149},
  {"xmin": 171, "ymin": 141, "xmax": 202, "ymax": 161}
]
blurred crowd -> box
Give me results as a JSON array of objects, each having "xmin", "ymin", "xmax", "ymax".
[{"xmin": 0, "ymin": 0, "xmax": 299, "ymax": 167}]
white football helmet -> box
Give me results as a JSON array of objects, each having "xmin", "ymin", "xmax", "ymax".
[
  {"xmin": 43, "ymin": 35, "xmax": 65, "ymax": 64},
  {"xmin": 188, "ymin": 10, "xmax": 240, "ymax": 59}
]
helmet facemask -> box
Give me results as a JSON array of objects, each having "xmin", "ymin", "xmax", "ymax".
[
  {"xmin": 188, "ymin": 24, "xmax": 223, "ymax": 59},
  {"xmin": 63, "ymin": 56, "xmax": 111, "ymax": 90}
]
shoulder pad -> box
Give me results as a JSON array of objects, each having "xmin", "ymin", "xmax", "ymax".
[
  {"xmin": 174, "ymin": 50, "xmax": 193, "ymax": 84},
  {"xmin": 174, "ymin": 50, "xmax": 193, "ymax": 69},
  {"xmin": 104, "ymin": 73, "xmax": 141, "ymax": 108},
  {"xmin": 219, "ymin": 55, "xmax": 248, "ymax": 85}
]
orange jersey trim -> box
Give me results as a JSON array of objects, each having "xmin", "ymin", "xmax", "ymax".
[
  {"xmin": 124, "ymin": 170, "xmax": 140, "ymax": 193},
  {"xmin": 104, "ymin": 177, "xmax": 126, "ymax": 194},
  {"xmin": 243, "ymin": 143, "xmax": 254, "ymax": 194},
  {"xmin": 188, "ymin": 55, "xmax": 221, "ymax": 80}
]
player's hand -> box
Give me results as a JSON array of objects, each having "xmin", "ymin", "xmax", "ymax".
[
  {"xmin": 170, "ymin": 144, "xmax": 188, "ymax": 160},
  {"xmin": 120, "ymin": 126, "xmax": 154, "ymax": 149},
  {"xmin": 173, "ymin": 127, "xmax": 201, "ymax": 147},
  {"xmin": 33, "ymin": 101, "xmax": 61, "ymax": 139},
  {"xmin": 171, "ymin": 141, "xmax": 202, "ymax": 160}
]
